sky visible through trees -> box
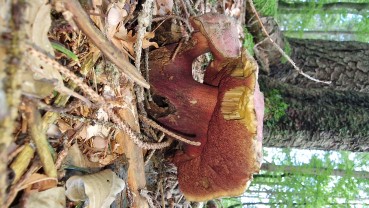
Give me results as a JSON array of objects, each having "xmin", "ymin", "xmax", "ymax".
[{"xmin": 277, "ymin": 0, "xmax": 369, "ymax": 42}]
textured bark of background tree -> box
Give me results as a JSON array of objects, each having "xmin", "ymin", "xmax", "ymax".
[
  {"xmin": 245, "ymin": 5, "xmax": 369, "ymax": 152},
  {"xmin": 270, "ymin": 38, "xmax": 369, "ymax": 93},
  {"xmin": 261, "ymin": 76, "xmax": 369, "ymax": 152}
]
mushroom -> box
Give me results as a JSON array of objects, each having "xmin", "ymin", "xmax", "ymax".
[{"xmin": 148, "ymin": 13, "xmax": 264, "ymax": 201}]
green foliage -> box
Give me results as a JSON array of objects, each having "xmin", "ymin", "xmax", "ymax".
[
  {"xmin": 220, "ymin": 198, "xmax": 243, "ymax": 207},
  {"xmin": 253, "ymin": 0, "xmax": 278, "ymax": 16},
  {"xmin": 243, "ymin": 28, "xmax": 255, "ymax": 56},
  {"xmin": 264, "ymin": 89, "xmax": 289, "ymax": 127},
  {"xmin": 247, "ymin": 148, "xmax": 369, "ymax": 207},
  {"xmin": 51, "ymin": 42, "xmax": 79, "ymax": 62},
  {"xmin": 277, "ymin": 0, "xmax": 369, "ymax": 42}
]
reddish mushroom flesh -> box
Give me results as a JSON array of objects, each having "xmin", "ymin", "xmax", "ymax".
[{"xmin": 148, "ymin": 13, "xmax": 264, "ymax": 201}]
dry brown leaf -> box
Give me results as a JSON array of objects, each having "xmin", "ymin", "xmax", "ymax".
[
  {"xmin": 63, "ymin": 144, "xmax": 101, "ymax": 169},
  {"xmin": 46, "ymin": 123, "xmax": 62, "ymax": 138},
  {"xmin": 57, "ymin": 119, "xmax": 73, "ymax": 133},
  {"xmin": 17, "ymin": 173, "xmax": 57, "ymax": 191},
  {"xmin": 105, "ymin": 2, "xmax": 128, "ymax": 39},
  {"xmin": 115, "ymin": 30, "xmax": 159, "ymax": 55},
  {"xmin": 65, "ymin": 169, "xmax": 125, "ymax": 208},
  {"xmin": 98, "ymin": 154, "xmax": 118, "ymax": 166},
  {"xmin": 92, "ymin": 136, "xmax": 108, "ymax": 150},
  {"xmin": 112, "ymin": 131, "xmax": 125, "ymax": 154},
  {"xmin": 24, "ymin": 187, "xmax": 65, "ymax": 208},
  {"xmin": 154, "ymin": 0, "xmax": 173, "ymax": 15}
]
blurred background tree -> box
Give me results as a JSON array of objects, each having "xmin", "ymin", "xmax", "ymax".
[
  {"xmin": 242, "ymin": 0, "xmax": 369, "ymax": 152},
  {"xmin": 211, "ymin": 0, "xmax": 369, "ymax": 207}
]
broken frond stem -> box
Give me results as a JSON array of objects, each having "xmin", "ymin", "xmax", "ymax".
[{"xmin": 152, "ymin": 15, "xmax": 193, "ymax": 33}]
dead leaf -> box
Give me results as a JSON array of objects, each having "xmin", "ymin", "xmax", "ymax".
[
  {"xmin": 154, "ymin": 0, "xmax": 173, "ymax": 15},
  {"xmin": 92, "ymin": 136, "xmax": 108, "ymax": 150},
  {"xmin": 24, "ymin": 187, "xmax": 65, "ymax": 208},
  {"xmin": 17, "ymin": 173, "xmax": 57, "ymax": 191},
  {"xmin": 115, "ymin": 30, "xmax": 159, "ymax": 55},
  {"xmin": 65, "ymin": 169, "xmax": 125, "ymax": 208},
  {"xmin": 46, "ymin": 123, "xmax": 62, "ymax": 138},
  {"xmin": 63, "ymin": 144, "xmax": 101, "ymax": 169},
  {"xmin": 57, "ymin": 119, "xmax": 73, "ymax": 133},
  {"xmin": 99, "ymin": 154, "xmax": 118, "ymax": 166},
  {"xmin": 112, "ymin": 131, "xmax": 125, "ymax": 154}
]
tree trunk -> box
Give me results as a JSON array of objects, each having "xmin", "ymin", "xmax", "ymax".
[
  {"xmin": 270, "ymin": 38, "xmax": 369, "ymax": 93},
  {"xmin": 261, "ymin": 76, "xmax": 369, "ymax": 152}
]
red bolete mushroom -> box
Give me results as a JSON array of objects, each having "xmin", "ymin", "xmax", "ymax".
[{"xmin": 148, "ymin": 13, "xmax": 264, "ymax": 201}]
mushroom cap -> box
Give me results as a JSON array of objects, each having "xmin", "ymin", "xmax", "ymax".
[
  {"xmin": 148, "ymin": 13, "xmax": 264, "ymax": 202},
  {"xmin": 175, "ymin": 50, "xmax": 263, "ymax": 201},
  {"xmin": 191, "ymin": 13, "xmax": 241, "ymax": 60}
]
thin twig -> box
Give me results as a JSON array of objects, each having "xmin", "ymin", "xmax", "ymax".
[
  {"xmin": 152, "ymin": 15, "xmax": 193, "ymax": 33},
  {"xmin": 183, "ymin": 0, "xmax": 197, "ymax": 16},
  {"xmin": 171, "ymin": 38, "xmax": 185, "ymax": 61},
  {"xmin": 139, "ymin": 115, "xmax": 201, "ymax": 146},
  {"xmin": 54, "ymin": 122, "xmax": 85, "ymax": 170},
  {"xmin": 178, "ymin": 0, "xmax": 190, "ymax": 18},
  {"xmin": 134, "ymin": 0, "xmax": 154, "ymax": 116},
  {"xmin": 248, "ymin": 0, "xmax": 331, "ymax": 85},
  {"xmin": 140, "ymin": 189, "xmax": 156, "ymax": 208}
]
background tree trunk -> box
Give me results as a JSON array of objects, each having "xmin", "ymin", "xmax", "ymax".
[
  {"xmin": 270, "ymin": 38, "xmax": 369, "ymax": 93},
  {"xmin": 261, "ymin": 76, "xmax": 369, "ymax": 152}
]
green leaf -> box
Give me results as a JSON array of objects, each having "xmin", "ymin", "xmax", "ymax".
[{"xmin": 51, "ymin": 42, "xmax": 79, "ymax": 62}]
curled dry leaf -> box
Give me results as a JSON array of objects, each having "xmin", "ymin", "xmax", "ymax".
[
  {"xmin": 63, "ymin": 144, "xmax": 101, "ymax": 169},
  {"xmin": 115, "ymin": 30, "xmax": 159, "ymax": 55},
  {"xmin": 65, "ymin": 169, "xmax": 125, "ymax": 208},
  {"xmin": 154, "ymin": 0, "xmax": 173, "ymax": 15},
  {"xmin": 24, "ymin": 187, "xmax": 65, "ymax": 208},
  {"xmin": 106, "ymin": 2, "xmax": 128, "ymax": 39},
  {"xmin": 17, "ymin": 173, "xmax": 57, "ymax": 192},
  {"xmin": 92, "ymin": 136, "xmax": 108, "ymax": 150}
]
